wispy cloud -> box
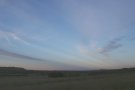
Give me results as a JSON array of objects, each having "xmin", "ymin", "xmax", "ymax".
[
  {"xmin": 0, "ymin": 0, "xmax": 59, "ymax": 46},
  {"xmin": 10, "ymin": 32, "xmax": 31, "ymax": 45},
  {"xmin": 99, "ymin": 31, "xmax": 135, "ymax": 55},
  {"xmin": 0, "ymin": 49, "xmax": 43, "ymax": 61},
  {"xmin": 0, "ymin": 30, "xmax": 31, "ymax": 46},
  {"xmin": 0, "ymin": 48, "xmax": 88, "ymax": 70},
  {"xmin": 0, "ymin": 30, "xmax": 12, "ymax": 45},
  {"xmin": 99, "ymin": 37, "xmax": 124, "ymax": 54}
]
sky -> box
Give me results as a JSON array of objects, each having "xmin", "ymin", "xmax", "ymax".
[{"xmin": 0, "ymin": 0, "xmax": 135, "ymax": 70}]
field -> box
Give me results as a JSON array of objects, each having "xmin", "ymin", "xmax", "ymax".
[{"xmin": 0, "ymin": 68, "xmax": 135, "ymax": 90}]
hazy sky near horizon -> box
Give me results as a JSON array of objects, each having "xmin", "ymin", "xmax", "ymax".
[{"xmin": 0, "ymin": 0, "xmax": 135, "ymax": 70}]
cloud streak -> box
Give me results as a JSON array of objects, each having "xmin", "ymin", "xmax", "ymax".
[
  {"xmin": 0, "ymin": 49, "xmax": 44, "ymax": 61},
  {"xmin": 10, "ymin": 32, "xmax": 31, "ymax": 46},
  {"xmin": 99, "ymin": 37, "xmax": 124, "ymax": 54},
  {"xmin": 0, "ymin": 30, "xmax": 31, "ymax": 46},
  {"xmin": 0, "ymin": 48, "xmax": 95, "ymax": 70}
]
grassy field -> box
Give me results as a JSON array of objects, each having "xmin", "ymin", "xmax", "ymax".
[{"xmin": 0, "ymin": 68, "xmax": 135, "ymax": 90}]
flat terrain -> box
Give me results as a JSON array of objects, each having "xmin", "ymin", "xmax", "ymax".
[{"xmin": 0, "ymin": 69, "xmax": 135, "ymax": 90}]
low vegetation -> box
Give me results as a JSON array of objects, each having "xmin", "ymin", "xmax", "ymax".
[{"xmin": 0, "ymin": 67, "xmax": 135, "ymax": 90}]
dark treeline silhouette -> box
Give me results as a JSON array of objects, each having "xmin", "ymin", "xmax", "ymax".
[
  {"xmin": 0, "ymin": 67, "xmax": 135, "ymax": 77},
  {"xmin": 0, "ymin": 67, "xmax": 27, "ymax": 76}
]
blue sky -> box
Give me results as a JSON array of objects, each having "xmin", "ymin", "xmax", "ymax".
[{"xmin": 0, "ymin": 0, "xmax": 135, "ymax": 70}]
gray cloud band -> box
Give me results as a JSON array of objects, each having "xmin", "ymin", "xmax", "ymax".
[
  {"xmin": 100, "ymin": 37, "xmax": 124, "ymax": 54},
  {"xmin": 0, "ymin": 49, "xmax": 43, "ymax": 61}
]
